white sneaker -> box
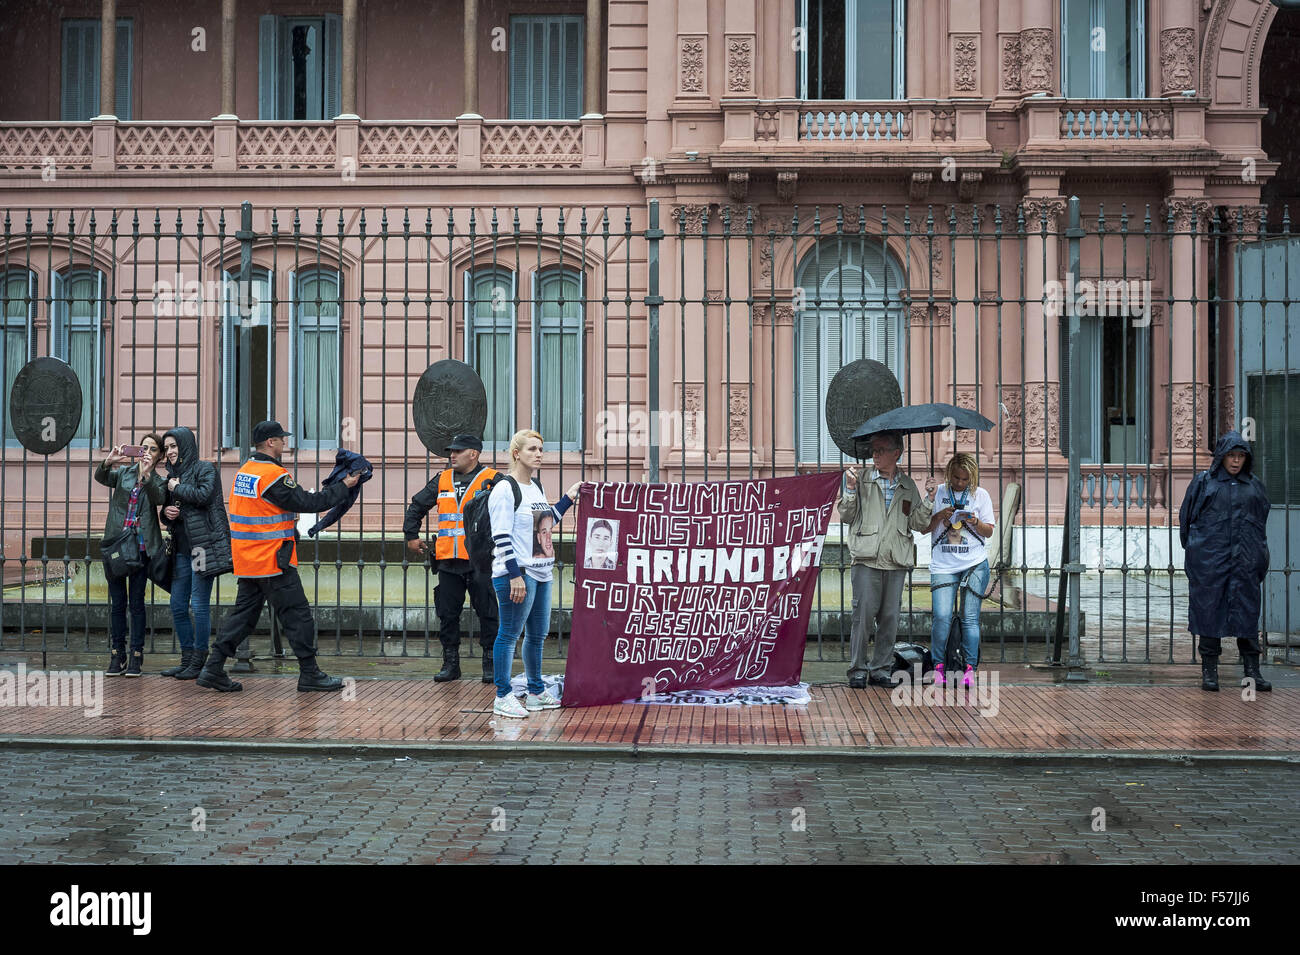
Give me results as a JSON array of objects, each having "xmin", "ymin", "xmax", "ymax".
[
  {"xmin": 493, "ymin": 694, "xmax": 528, "ymax": 719},
  {"xmin": 525, "ymin": 690, "xmax": 561, "ymax": 711}
]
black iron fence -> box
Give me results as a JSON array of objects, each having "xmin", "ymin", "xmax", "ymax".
[{"xmin": 1, "ymin": 198, "xmax": 1296, "ymax": 667}]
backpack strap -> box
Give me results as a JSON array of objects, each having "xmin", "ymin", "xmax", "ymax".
[{"xmin": 505, "ymin": 475, "xmax": 523, "ymax": 510}]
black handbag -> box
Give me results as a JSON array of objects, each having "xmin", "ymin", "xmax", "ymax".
[
  {"xmin": 103, "ymin": 528, "xmax": 146, "ymax": 579},
  {"xmin": 148, "ymin": 538, "xmax": 175, "ymax": 592}
]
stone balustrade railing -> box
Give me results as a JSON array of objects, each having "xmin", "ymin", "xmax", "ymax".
[{"xmin": 0, "ymin": 115, "xmax": 605, "ymax": 175}]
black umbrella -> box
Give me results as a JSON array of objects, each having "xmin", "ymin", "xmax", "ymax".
[{"xmin": 851, "ymin": 402, "xmax": 996, "ymax": 445}]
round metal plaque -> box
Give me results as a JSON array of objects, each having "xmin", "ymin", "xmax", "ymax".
[
  {"xmin": 825, "ymin": 359, "xmax": 902, "ymax": 458},
  {"xmin": 9, "ymin": 357, "xmax": 83, "ymax": 455},
  {"xmin": 412, "ymin": 359, "xmax": 489, "ymax": 456}
]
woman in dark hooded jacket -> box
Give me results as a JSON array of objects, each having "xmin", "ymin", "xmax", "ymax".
[
  {"xmin": 1179, "ymin": 431, "xmax": 1272, "ymax": 692},
  {"xmin": 95, "ymin": 433, "xmax": 166, "ymax": 677},
  {"xmin": 159, "ymin": 427, "xmax": 234, "ymax": 679}
]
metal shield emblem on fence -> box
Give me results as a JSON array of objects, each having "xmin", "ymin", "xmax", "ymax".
[
  {"xmin": 824, "ymin": 358, "xmax": 902, "ymax": 458},
  {"xmin": 411, "ymin": 359, "xmax": 489, "ymax": 456},
  {"xmin": 8, "ymin": 357, "xmax": 83, "ymax": 455}
]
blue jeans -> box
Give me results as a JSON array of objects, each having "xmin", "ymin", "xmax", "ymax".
[
  {"xmin": 492, "ymin": 574, "xmax": 551, "ymax": 698},
  {"xmin": 169, "ymin": 550, "xmax": 215, "ymax": 654},
  {"xmin": 930, "ymin": 560, "xmax": 990, "ymax": 670},
  {"xmin": 105, "ymin": 561, "xmax": 148, "ymax": 652}
]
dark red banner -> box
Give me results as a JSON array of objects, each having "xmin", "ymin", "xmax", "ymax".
[{"xmin": 563, "ymin": 472, "xmax": 842, "ymax": 707}]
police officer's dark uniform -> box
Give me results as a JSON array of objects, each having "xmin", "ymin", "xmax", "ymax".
[
  {"xmin": 404, "ymin": 433, "xmax": 498, "ymax": 682},
  {"xmin": 197, "ymin": 420, "xmax": 355, "ymax": 693}
]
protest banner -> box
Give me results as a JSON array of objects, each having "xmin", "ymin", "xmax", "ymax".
[{"xmin": 563, "ymin": 472, "xmax": 842, "ymax": 707}]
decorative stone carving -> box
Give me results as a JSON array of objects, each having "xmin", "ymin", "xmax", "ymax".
[
  {"xmin": 682, "ymin": 384, "xmax": 703, "ymax": 450},
  {"xmin": 959, "ymin": 171, "xmax": 982, "ymax": 202},
  {"xmin": 1000, "ymin": 387, "xmax": 1022, "ymax": 445},
  {"xmin": 930, "ymin": 244, "xmax": 945, "ymax": 286},
  {"xmin": 776, "ymin": 171, "xmax": 797, "ymax": 203},
  {"xmin": 728, "ymin": 171, "xmax": 749, "ymax": 203},
  {"xmin": 1220, "ymin": 385, "xmax": 1236, "ymax": 437},
  {"xmin": 1001, "ymin": 35, "xmax": 1022, "ymax": 92},
  {"xmin": 1160, "ymin": 28, "xmax": 1197, "ymax": 93},
  {"xmin": 726, "ymin": 35, "xmax": 754, "ymax": 94},
  {"xmin": 1162, "ymin": 197, "xmax": 1213, "ymax": 233},
  {"xmin": 680, "ymin": 36, "xmax": 705, "ymax": 94},
  {"xmin": 952, "ymin": 35, "xmax": 978, "ymax": 92},
  {"xmin": 908, "ymin": 304, "xmax": 953, "ymax": 327},
  {"xmin": 1226, "ymin": 204, "xmax": 1268, "ymax": 238},
  {"xmin": 1023, "ymin": 382, "xmax": 1060, "ymax": 450},
  {"xmin": 1019, "ymin": 28, "xmax": 1054, "ymax": 94},
  {"xmin": 1022, "ymin": 196, "xmax": 1067, "ymax": 228},
  {"xmin": 728, "ymin": 387, "xmax": 750, "ymax": 442},
  {"xmin": 1171, "ymin": 383, "xmax": 1207, "ymax": 451},
  {"xmin": 910, "ymin": 171, "xmax": 933, "ymax": 202},
  {"xmin": 673, "ymin": 203, "xmax": 708, "ymax": 235},
  {"xmin": 953, "ymin": 386, "xmax": 978, "ymax": 441},
  {"xmin": 948, "ymin": 204, "xmax": 978, "ymax": 233},
  {"xmin": 837, "ymin": 207, "xmax": 862, "ymax": 233}
]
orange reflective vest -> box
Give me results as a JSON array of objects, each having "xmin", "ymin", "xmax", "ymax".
[
  {"xmin": 434, "ymin": 466, "xmax": 497, "ymax": 561},
  {"xmin": 228, "ymin": 459, "xmax": 297, "ymax": 578}
]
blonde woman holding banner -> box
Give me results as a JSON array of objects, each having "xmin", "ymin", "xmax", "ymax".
[{"xmin": 489, "ymin": 429, "xmax": 581, "ymax": 718}]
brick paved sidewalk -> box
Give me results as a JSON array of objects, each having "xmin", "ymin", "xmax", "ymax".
[{"xmin": 2, "ymin": 662, "xmax": 1297, "ymax": 755}]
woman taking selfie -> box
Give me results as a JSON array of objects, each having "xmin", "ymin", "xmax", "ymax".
[{"xmin": 95, "ymin": 433, "xmax": 166, "ymax": 676}]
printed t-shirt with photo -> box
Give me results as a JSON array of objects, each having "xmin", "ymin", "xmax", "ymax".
[{"xmin": 929, "ymin": 483, "xmax": 995, "ymax": 575}]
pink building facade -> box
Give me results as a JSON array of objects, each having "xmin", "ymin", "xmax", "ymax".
[{"xmin": 0, "ymin": 0, "xmax": 1297, "ymax": 577}]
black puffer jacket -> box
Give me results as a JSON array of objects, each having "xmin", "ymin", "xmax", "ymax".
[
  {"xmin": 1179, "ymin": 431, "xmax": 1271, "ymax": 639},
  {"xmin": 161, "ymin": 427, "xmax": 234, "ymax": 578}
]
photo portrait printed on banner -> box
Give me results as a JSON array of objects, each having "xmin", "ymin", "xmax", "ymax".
[{"xmin": 584, "ymin": 518, "xmax": 619, "ymax": 570}]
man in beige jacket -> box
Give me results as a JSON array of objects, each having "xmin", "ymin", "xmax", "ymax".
[{"xmin": 840, "ymin": 430, "xmax": 936, "ymax": 688}]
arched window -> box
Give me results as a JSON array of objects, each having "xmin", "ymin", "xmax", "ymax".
[
  {"xmin": 2, "ymin": 269, "xmax": 36, "ymax": 446},
  {"xmin": 795, "ymin": 237, "xmax": 905, "ymax": 461},
  {"xmin": 465, "ymin": 268, "xmax": 516, "ymax": 448},
  {"xmin": 290, "ymin": 268, "xmax": 341, "ymax": 449},
  {"xmin": 532, "ymin": 268, "xmax": 584, "ymax": 450},
  {"xmin": 51, "ymin": 269, "xmax": 105, "ymax": 447}
]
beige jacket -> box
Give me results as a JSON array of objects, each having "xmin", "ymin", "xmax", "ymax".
[{"xmin": 838, "ymin": 470, "xmax": 934, "ymax": 570}]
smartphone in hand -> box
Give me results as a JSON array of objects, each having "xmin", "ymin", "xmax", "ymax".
[
  {"xmin": 120, "ymin": 445, "xmax": 146, "ymax": 459},
  {"xmin": 952, "ymin": 509, "xmax": 976, "ymax": 524}
]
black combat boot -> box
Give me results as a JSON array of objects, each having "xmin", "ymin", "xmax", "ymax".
[
  {"xmin": 434, "ymin": 647, "xmax": 461, "ymax": 682},
  {"xmin": 195, "ymin": 648, "xmax": 243, "ymax": 692},
  {"xmin": 107, "ymin": 646, "xmax": 127, "ymax": 676},
  {"xmin": 297, "ymin": 659, "xmax": 343, "ymax": 692},
  {"xmin": 1242, "ymin": 654, "xmax": 1272, "ymax": 692},
  {"xmin": 160, "ymin": 648, "xmax": 191, "ymax": 678},
  {"xmin": 1201, "ymin": 658, "xmax": 1219, "ymax": 692}
]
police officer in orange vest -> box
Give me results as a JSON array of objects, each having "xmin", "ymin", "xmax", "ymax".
[
  {"xmin": 404, "ymin": 433, "xmax": 498, "ymax": 682},
  {"xmin": 196, "ymin": 420, "xmax": 362, "ymax": 693}
]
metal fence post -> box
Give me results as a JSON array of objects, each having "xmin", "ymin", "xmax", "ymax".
[
  {"xmin": 645, "ymin": 199, "xmax": 663, "ymax": 482},
  {"xmin": 233, "ymin": 200, "xmax": 256, "ymax": 672},
  {"xmin": 1064, "ymin": 196, "xmax": 1087, "ymax": 676}
]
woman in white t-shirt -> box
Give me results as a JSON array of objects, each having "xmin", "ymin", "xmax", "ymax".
[
  {"xmin": 926, "ymin": 452, "xmax": 996, "ymax": 688},
  {"xmin": 488, "ymin": 429, "xmax": 581, "ymax": 719}
]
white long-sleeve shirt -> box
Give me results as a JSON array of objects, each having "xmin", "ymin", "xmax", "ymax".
[{"xmin": 488, "ymin": 476, "xmax": 572, "ymax": 581}]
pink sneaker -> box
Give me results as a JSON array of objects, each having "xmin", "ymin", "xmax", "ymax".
[
  {"xmin": 932, "ymin": 663, "xmax": 946, "ymax": 685},
  {"xmin": 963, "ymin": 665, "xmax": 975, "ymax": 688}
]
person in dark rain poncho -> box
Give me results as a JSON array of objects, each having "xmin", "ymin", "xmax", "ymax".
[{"xmin": 1179, "ymin": 431, "xmax": 1273, "ymax": 692}]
